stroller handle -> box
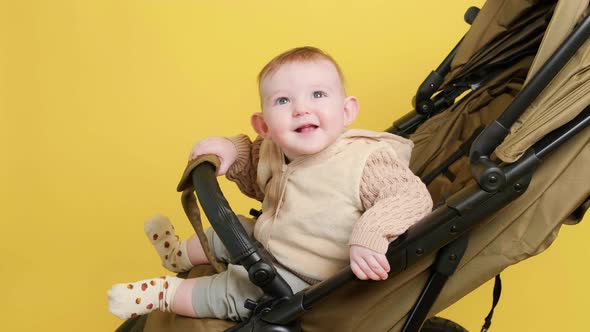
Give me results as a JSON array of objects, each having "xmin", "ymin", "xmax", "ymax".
[
  {"xmin": 190, "ymin": 158, "xmax": 294, "ymax": 299},
  {"xmin": 191, "ymin": 160, "xmax": 256, "ymax": 262}
]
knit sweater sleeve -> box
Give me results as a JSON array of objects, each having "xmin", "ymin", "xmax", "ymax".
[
  {"xmin": 225, "ymin": 134, "xmax": 265, "ymax": 202},
  {"xmin": 349, "ymin": 148, "xmax": 433, "ymax": 254}
]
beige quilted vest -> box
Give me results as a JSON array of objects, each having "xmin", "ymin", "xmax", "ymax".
[{"xmin": 253, "ymin": 129, "xmax": 413, "ymax": 280}]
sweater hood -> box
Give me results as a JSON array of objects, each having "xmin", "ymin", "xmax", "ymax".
[{"xmin": 256, "ymin": 129, "xmax": 414, "ymax": 195}]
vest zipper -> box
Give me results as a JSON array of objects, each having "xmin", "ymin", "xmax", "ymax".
[{"xmin": 275, "ymin": 164, "xmax": 289, "ymax": 217}]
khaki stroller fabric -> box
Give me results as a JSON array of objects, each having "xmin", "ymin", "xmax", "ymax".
[
  {"xmin": 526, "ymin": 0, "xmax": 589, "ymax": 81},
  {"xmin": 446, "ymin": 0, "xmax": 552, "ymax": 84},
  {"xmin": 496, "ymin": 1, "xmax": 590, "ymax": 162}
]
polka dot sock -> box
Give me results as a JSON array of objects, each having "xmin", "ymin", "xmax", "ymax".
[
  {"xmin": 144, "ymin": 214, "xmax": 194, "ymax": 273},
  {"xmin": 108, "ymin": 276, "xmax": 182, "ymax": 319}
]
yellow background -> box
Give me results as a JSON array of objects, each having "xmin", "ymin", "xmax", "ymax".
[{"xmin": 1, "ymin": 0, "xmax": 589, "ymax": 331}]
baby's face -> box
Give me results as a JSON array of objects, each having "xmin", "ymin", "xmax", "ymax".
[{"xmin": 258, "ymin": 60, "xmax": 357, "ymax": 160}]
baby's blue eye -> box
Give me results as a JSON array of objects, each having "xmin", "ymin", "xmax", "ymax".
[
  {"xmin": 313, "ymin": 91, "xmax": 327, "ymax": 98},
  {"xmin": 276, "ymin": 97, "xmax": 289, "ymax": 105}
]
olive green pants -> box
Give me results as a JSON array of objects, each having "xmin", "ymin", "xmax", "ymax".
[{"xmin": 192, "ymin": 216, "xmax": 310, "ymax": 321}]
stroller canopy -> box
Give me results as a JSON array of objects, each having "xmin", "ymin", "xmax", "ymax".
[{"xmin": 443, "ymin": 0, "xmax": 590, "ymax": 162}]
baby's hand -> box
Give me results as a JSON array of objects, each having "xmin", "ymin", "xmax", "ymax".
[
  {"xmin": 350, "ymin": 245, "xmax": 390, "ymax": 281},
  {"xmin": 189, "ymin": 136, "xmax": 237, "ymax": 176}
]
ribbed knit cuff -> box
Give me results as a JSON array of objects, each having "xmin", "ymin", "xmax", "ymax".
[
  {"xmin": 226, "ymin": 134, "xmax": 252, "ymax": 178},
  {"xmin": 348, "ymin": 231, "xmax": 389, "ymax": 254}
]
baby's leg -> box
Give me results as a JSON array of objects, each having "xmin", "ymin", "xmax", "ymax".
[
  {"xmin": 108, "ymin": 265, "xmax": 259, "ymax": 321},
  {"xmin": 108, "ymin": 276, "xmax": 186, "ymax": 319},
  {"xmin": 191, "ymin": 264, "xmax": 263, "ymax": 321},
  {"xmin": 191, "ymin": 261, "xmax": 311, "ymax": 321},
  {"xmin": 144, "ymin": 214, "xmax": 208, "ymax": 272},
  {"xmin": 169, "ymin": 278, "xmax": 200, "ymax": 317},
  {"xmin": 108, "ymin": 264, "xmax": 312, "ymax": 321}
]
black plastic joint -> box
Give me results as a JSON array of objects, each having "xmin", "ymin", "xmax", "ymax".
[
  {"xmin": 249, "ymin": 262, "xmax": 276, "ymax": 286},
  {"xmin": 416, "ymin": 99, "xmax": 435, "ymax": 115},
  {"xmin": 389, "ymin": 111, "xmax": 426, "ymax": 137},
  {"xmin": 416, "ymin": 71, "xmax": 444, "ymax": 114},
  {"xmin": 470, "ymin": 121, "xmax": 509, "ymax": 161},
  {"xmin": 471, "ymin": 158, "xmax": 506, "ymax": 192},
  {"xmin": 434, "ymin": 237, "xmax": 468, "ymax": 276},
  {"xmin": 244, "ymin": 299, "xmax": 258, "ymax": 311},
  {"xmin": 260, "ymin": 293, "xmax": 306, "ymax": 325},
  {"xmin": 464, "ymin": 7, "xmax": 480, "ymax": 25},
  {"xmin": 240, "ymin": 252, "xmax": 263, "ymax": 269},
  {"xmin": 250, "ymin": 208, "xmax": 263, "ymax": 218}
]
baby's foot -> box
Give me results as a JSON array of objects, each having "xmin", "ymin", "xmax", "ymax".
[
  {"xmin": 144, "ymin": 214, "xmax": 194, "ymax": 273},
  {"xmin": 107, "ymin": 276, "xmax": 181, "ymax": 319}
]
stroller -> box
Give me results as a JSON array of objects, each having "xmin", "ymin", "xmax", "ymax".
[{"xmin": 117, "ymin": 0, "xmax": 590, "ymax": 331}]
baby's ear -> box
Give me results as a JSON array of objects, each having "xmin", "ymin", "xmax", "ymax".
[
  {"xmin": 251, "ymin": 112, "xmax": 270, "ymax": 138},
  {"xmin": 343, "ymin": 96, "xmax": 359, "ymax": 126}
]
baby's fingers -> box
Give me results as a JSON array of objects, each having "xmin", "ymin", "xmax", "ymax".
[
  {"xmin": 189, "ymin": 146, "xmax": 205, "ymax": 160},
  {"xmin": 375, "ymin": 254, "xmax": 391, "ymax": 273},
  {"xmin": 189, "ymin": 140, "xmax": 212, "ymax": 160},
  {"xmin": 366, "ymin": 256, "xmax": 388, "ymax": 280},
  {"xmin": 351, "ymin": 261, "xmax": 368, "ymax": 280},
  {"xmin": 217, "ymin": 157, "xmax": 231, "ymax": 176},
  {"xmin": 356, "ymin": 257, "xmax": 381, "ymax": 281}
]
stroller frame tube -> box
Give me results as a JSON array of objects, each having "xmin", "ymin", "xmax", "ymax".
[
  {"xmin": 401, "ymin": 236, "xmax": 469, "ymax": 332},
  {"xmin": 535, "ymin": 105, "xmax": 590, "ymax": 159}
]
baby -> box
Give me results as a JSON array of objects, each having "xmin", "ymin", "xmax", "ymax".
[{"xmin": 108, "ymin": 46, "xmax": 432, "ymax": 321}]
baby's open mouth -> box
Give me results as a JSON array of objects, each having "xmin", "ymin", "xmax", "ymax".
[{"xmin": 295, "ymin": 124, "xmax": 318, "ymax": 133}]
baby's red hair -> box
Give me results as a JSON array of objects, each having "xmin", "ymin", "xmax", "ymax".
[{"xmin": 257, "ymin": 46, "xmax": 345, "ymax": 87}]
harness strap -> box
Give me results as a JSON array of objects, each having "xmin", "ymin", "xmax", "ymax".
[
  {"xmin": 178, "ymin": 155, "xmax": 228, "ymax": 273},
  {"xmin": 481, "ymin": 274, "xmax": 502, "ymax": 332}
]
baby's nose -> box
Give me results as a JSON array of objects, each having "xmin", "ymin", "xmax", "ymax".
[{"xmin": 293, "ymin": 103, "xmax": 312, "ymax": 116}]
